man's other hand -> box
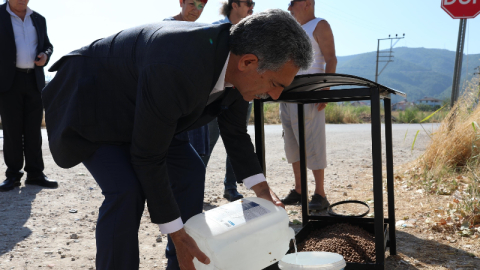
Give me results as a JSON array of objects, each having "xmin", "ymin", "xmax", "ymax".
[
  {"xmin": 315, "ymin": 103, "xmax": 327, "ymax": 111},
  {"xmin": 170, "ymin": 228, "xmax": 210, "ymax": 270},
  {"xmin": 251, "ymin": 181, "xmax": 285, "ymax": 208},
  {"xmin": 34, "ymin": 52, "xmax": 47, "ymax": 67},
  {"xmin": 315, "ymin": 87, "xmax": 330, "ymax": 111}
]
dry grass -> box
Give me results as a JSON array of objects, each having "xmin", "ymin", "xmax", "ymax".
[
  {"xmin": 406, "ymin": 76, "xmax": 480, "ymax": 227},
  {"xmin": 422, "ymin": 79, "xmax": 480, "ymax": 171}
]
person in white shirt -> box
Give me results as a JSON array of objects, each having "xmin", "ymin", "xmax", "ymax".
[
  {"xmin": 0, "ymin": 0, "xmax": 56, "ymax": 192},
  {"xmin": 214, "ymin": 0, "xmax": 254, "ymax": 24},
  {"xmin": 169, "ymin": 0, "xmax": 207, "ymax": 22},
  {"xmin": 280, "ymin": 0, "xmax": 337, "ymax": 211}
]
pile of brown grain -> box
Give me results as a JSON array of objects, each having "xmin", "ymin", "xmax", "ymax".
[{"xmin": 298, "ymin": 223, "xmax": 376, "ymax": 263}]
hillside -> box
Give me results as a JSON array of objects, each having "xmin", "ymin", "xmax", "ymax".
[{"xmin": 336, "ymin": 47, "xmax": 480, "ymax": 103}]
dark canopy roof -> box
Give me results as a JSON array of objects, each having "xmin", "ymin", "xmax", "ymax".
[{"xmin": 283, "ymin": 73, "xmax": 406, "ymax": 98}]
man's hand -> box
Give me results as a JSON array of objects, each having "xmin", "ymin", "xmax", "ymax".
[
  {"xmin": 170, "ymin": 228, "xmax": 210, "ymax": 270},
  {"xmin": 34, "ymin": 52, "xmax": 47, "ymax": 67},
  {"xmin": 251, "ymin": 181, "xmax": 285, "ymax": 208},
  {"xmin": 315, "ymin": 87, "xmax": 330, "ymax": 111},
  {"xmin": 315, "ymin": 102, "xmax": 327, "ymax": 111}
]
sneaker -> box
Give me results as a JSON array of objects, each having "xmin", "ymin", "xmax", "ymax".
[
  {"xmin": 308, "ymin": 194, "xmax": 330, "ymax": 211},
  {"xmin": 281, "ymin": 189, "xmax": 302, "ymax": 205}
]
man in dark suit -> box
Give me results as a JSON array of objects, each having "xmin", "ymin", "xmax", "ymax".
[
  {"xmin": 42, "ymin": 9, "xmax": 312, "ymax": 270},
  {"xmin": 0, "ymin": 0, "xmax": 57, "ymax": 192}
]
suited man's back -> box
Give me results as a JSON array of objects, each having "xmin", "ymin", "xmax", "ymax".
[
  {"xmin": 43, "ymin": 22, "xmax": 232, "ymax": 168},
  {"xmin": 40, "ymin": 9, "xmax": 315, "ymax": 269}
]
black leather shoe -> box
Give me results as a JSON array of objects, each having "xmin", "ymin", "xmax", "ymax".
[
  {"xmin": 25, "ymin": 175, "xmax": 58, "ymax": 188},
  {"xmin": 223, "ymin": 189, "xmax": 244, "ymax": 202},
  {"xmin": 281, "ymin": 189, "xmax": 302, "ymax": 205},
  {"xmin": 0, "ymin": 176, "xmax": 22, "ymax": 192}
]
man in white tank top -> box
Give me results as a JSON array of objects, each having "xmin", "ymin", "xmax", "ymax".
[{"xmin": 280, "ymin": 0, "xmax": 337, "ymax": 211}]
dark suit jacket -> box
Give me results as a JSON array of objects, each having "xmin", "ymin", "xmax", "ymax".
[
  {"xmin": 42, "ymin": 22, "xmax": 263, "ymax": 224},
  {"xmin": 0, "ymin": 3, "xmax": 53, "ymax": 92}
]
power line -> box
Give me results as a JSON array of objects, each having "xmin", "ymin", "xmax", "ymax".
[
  {"xmin": 316, "ymin": 4, "xmax": 390, "ymax": 34},
  {"xmin": 319, "ymin": 2, "xmax": 391, "ymax": 32}
]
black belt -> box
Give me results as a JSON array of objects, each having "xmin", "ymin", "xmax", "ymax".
[{"xmin": 16, "ymin": 68, "xmax": 35, "ymax": 74}]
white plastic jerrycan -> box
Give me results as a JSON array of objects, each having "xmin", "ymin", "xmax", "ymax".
[{"xmin": 184, "ymin": 197, "xmax": 295, "ymax": 270}]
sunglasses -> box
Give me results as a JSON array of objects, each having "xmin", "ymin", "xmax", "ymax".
[
  {"xmin": 235, "ymin": 1, "xmax": 255, "ymax": 8},
  {"xmin": 288, "ymin": 0, "xmax": 306, "ymax": 7}
]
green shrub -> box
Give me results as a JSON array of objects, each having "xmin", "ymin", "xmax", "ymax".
[
  {"xmin": 398, "ymin": 107, "xmax": 421, "ymax": 123},
  {"xmin": 325, "ymin": 103, "xmax": 346, "ymax": 123},
  {"xmin": 250, "ymin": 102, "xmax": 446, "ymax": 125},
  {"xmin": 325, "ymin": 103, "xmax": 369, "ymax": 124},
  {"xmin": 415, "ymin": 104, "xmax": 441, "ymax": 111}
]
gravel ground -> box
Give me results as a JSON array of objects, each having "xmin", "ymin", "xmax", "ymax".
[{"xmin": 1, "ymin": 123, "xmax": 479, "ymax": 269}]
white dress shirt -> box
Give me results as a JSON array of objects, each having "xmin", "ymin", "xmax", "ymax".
[
  {"xmin": 7, "ymin": 3, "xmax": 37, "ymax": 69},
  {"xmin": 158, "ymin": 53, "xmax": 266, "ymax": 234},
  {"xmin": 211, "ymin": 17, "xmax": 252, "ymax": 106}
]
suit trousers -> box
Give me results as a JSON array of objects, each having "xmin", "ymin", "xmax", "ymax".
[
  {"xmin": 0, "ymin": 71, "xmax": 44, "ymax": 178},
  {"xmin": 82, "ymin": 137, "xmax": 205, "ymax": 270},
  {"xmin": 165, "ymin": 137, "xmax": 206, "ymax": 270},
  {"xmin": 201, "ymin": 102, "xmax": 252, "ymax": 190}
]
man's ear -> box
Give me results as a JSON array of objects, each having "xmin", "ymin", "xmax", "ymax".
[
  {"xmin": 305, "ymin": 0, "xmax": 313, "ymax": 9},
  {"xmin": 179, "ymin": 0, "xmax": 184, "ymax": 8},
  {"xmin": 237, "ymin": 54, "xmax": 259, "ymax": 72}
]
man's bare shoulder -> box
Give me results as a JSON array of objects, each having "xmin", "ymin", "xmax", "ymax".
[
  {"xmin": 312, "ymin": 19, "xmax": 334, "ymax": 42},
  {"xmin": 314, "ymin": 20, "xmax": 332, "ymax": 33}
]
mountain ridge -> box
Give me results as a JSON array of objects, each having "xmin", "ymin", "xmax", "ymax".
[{"xmin": 336, "ymin": 47, "xmax": 480, "ymax": 103}]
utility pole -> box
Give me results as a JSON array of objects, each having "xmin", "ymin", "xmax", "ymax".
[
  {"xmin": 375, "ymin": 34, "xmax": 405, "ymax": 83},
  {"xmin": 475, "ymin": 66, "xmax": 480, "ymax": 97},
  {"xmin": 450, "ymin": 19, "xmax": 467, "ymax": 108}
]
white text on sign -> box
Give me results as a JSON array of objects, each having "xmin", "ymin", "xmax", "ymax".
[{"xmin": 444, "ymin": 0, "xmax": 477, "ymax": 5}]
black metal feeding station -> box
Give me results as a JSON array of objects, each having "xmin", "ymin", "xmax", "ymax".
[{"xmin": 254, "ymin": 73, "xmax": 406, "ymax": 270}]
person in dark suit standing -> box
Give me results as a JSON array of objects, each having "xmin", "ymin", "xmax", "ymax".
[
  {"xmin": 42, "ymin": 9, "xmax": 313, "ymax": 270},
  {"xmin": 0, "ymin": 0, "xmax": 57, "ymax": 192}
]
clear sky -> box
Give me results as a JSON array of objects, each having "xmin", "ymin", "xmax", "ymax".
[{"xmin": 24, "ymin": 0, "xmax": 480, "ymax": 77}]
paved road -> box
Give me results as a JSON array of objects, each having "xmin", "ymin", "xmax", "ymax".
[
  {"xmin": 0, "ymin": 123, "xmax": 439, "ymax": 153},
  {"xmin": 247, "ymin": 123, "xmax": 439, "ymax": 174},
  {"xmin": 248, "ymin": 123, "xmax": 440, "ymax": 135}
]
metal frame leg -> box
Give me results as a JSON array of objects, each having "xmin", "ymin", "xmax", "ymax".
[
  {"xmin": 371, "ymin": 89, "xmax": 385, "ymax": 267},
  {"xmin": 384, "ymin": 98, "xmax": 397, "ymax": 255},
  {"xmin": 297, "ymin": 104, "xmax": 309, "ymax": 225},
  {"xmin": 254, "ymin": 100, "xmax": 266, "ymax": 175}
]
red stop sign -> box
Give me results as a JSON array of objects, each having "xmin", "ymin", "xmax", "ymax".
[{"xmin": 441, "ymin": 0, "xmax": 480, "ymax": 18}]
